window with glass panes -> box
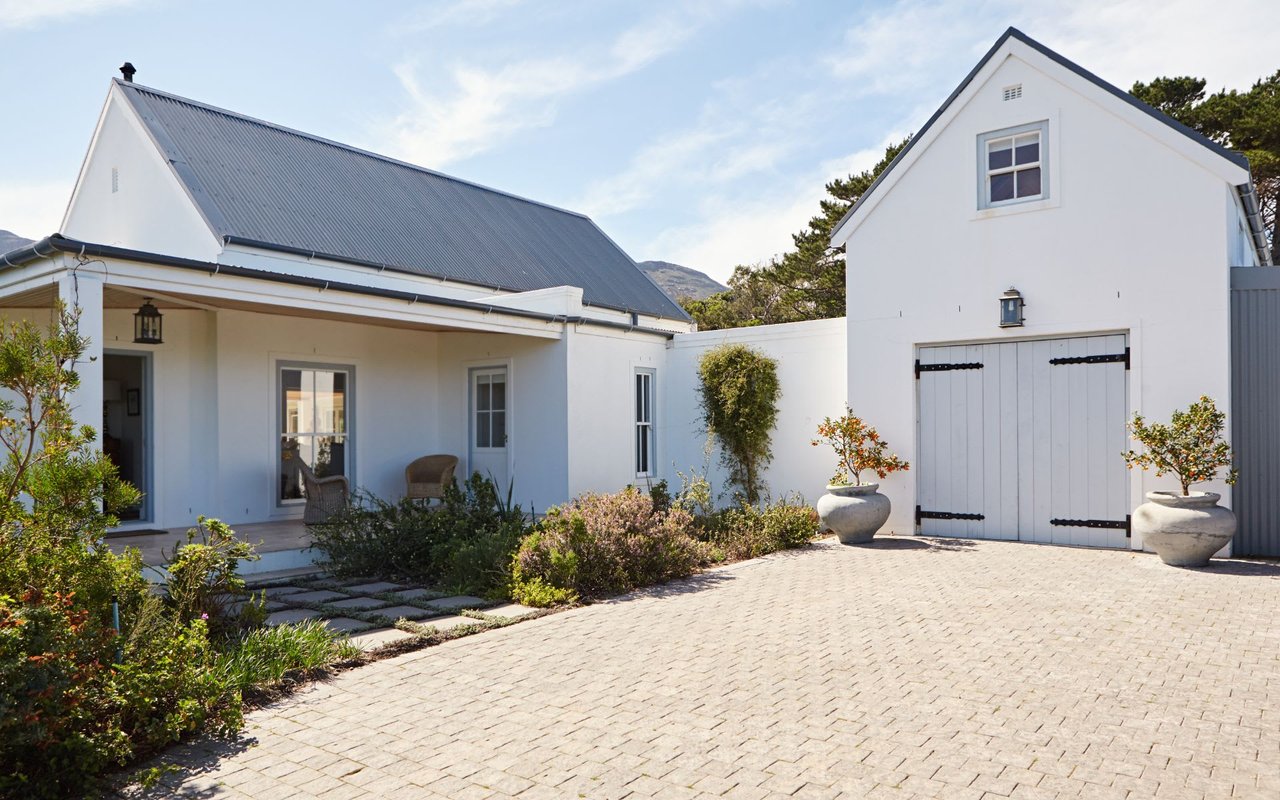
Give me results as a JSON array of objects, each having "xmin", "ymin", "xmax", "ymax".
[
  {"xmin": 635, "ymin": 369, "xmax": 655, "ymax": 476},
  {"xmin": 473, "ymin": 369, "xmax": 507, "ymax": 449},
  {"xmin": 279, "ymin": 366, "xmax": 350, "ymax": 502},
  {"xmin": 980, "ymin": 123, "xmax": 1046, "ymax": 207}
]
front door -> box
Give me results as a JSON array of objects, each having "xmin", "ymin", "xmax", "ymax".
[
  {"xmin": 916, "ymin": 334, "xmax": 1130, "ymax": 547},
  {"xmin": 103, "ymin": 352, "xmax": 150, "ymax": 522},
  {"xmin": 469, "ymin": 367, "xmax": 509, "ymax": 489}
]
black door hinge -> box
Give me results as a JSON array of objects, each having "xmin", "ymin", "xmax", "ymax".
[
  {"xmin": 915, "ymin": 360, "xmax": 984, "ymax": 378},
  {"xmin": 916, "ymin": 505, "xmax": 985, "ymax": 524},
  {"xmin": 1048, "ymin": 347, "xmax": 1129, "ymax": 370},
  {"xmin": 1050, "ymin": 515, "xmax": 1132, "ymax": 537}
]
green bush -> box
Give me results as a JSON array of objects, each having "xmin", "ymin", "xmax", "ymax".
[
  {"xmin": 215, "ymin": 620, "xmax": 361, "ymax": 698},
  {"xmin": 511, "ymin": 488, "xmax": 708, "ymax": 606},
  {"xmin": 697, "ymin": 496, "xmax": 820, "ymax": 562},
  {"xmin": 165, "ymin": 517, "xmax": 265, "ymax": 637},
  {"xmin": 311, "ymin": 473, "xmax": 528, "ymax": 594},
  {"xmin": 697, "ymin": 344, "xmax": 780, "ymax": 504},
  {"xmin": 0, "ymin": 310, "xmax": 339, "ymax": 798}
]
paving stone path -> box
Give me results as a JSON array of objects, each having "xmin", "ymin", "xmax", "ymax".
[
  {"xmin": 136, "ymin": 538, "xmax": 1280, "ymax": 799},
  {"xmin": 247, "ymin": 576, "xmax": 538, "ymax": 649}
]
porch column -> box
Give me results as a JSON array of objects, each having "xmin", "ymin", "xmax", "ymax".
[{"xmin": 58, "ymin": 269, "xmax": 104, "ymax": 446}]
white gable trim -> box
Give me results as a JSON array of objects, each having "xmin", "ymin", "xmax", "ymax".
[{"xmin": 831, "ymin": 31, "xmax": 1252, "ymax": 246}]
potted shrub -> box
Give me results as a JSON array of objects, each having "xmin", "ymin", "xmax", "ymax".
[
  {"xmin": 811, "ymin": 408, "xmax": 908, "ymax": 544},
  {"xmin": 1123, "ymin": 396, "xmax": 1237, "ymax": 567}
]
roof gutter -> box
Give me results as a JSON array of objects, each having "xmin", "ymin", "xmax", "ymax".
[
  {"xmin": 1237, "ymin": 183, "xmax": 1273, "ymax": 267},
  {"xmin": 1, "ymin": 235, "xmax": 678, "ymax": 339},
  {"xmin": 220, "ymin": 234, "xmax": 692, "ymax": 323}
]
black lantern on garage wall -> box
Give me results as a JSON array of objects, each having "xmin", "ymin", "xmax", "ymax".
[
  {"xmin": 133, "ymin": 298, "xmax": 163, "ymax": 344},
  {"xmin": 999, "ymin": 287, "xmax": 1024, "ymax": 328}
]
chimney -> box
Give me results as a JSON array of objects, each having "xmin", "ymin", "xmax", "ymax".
[{"xmin": 119, "ymin": 62, "xmax": 136, "ymax": 82}]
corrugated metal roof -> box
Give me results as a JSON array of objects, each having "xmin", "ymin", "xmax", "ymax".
[{"xmin": 116, "ymin": 80, "xmax": 687, "ymax": 320}]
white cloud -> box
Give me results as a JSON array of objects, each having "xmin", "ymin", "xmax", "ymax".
[
  {"xmin": 380, "ymin": 2, "xmax": 757, "ymax": 167},
  {"xmin": 0, "ymin": 0, "xmax": 144, "ymax": 30},
  {"xmin": 0, "ymin": 181, "xmax": 71, "ymax": 241},
  {"xmin": 643, "ymin": 137, "xmax": 904, "ymax": 282}
]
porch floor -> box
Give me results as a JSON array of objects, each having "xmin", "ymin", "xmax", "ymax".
[{"xmin": 106, "ymin": 520, "xmax": 311, "ymax": 567}]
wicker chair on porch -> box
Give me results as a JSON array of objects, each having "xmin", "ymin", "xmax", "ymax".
[
  {"xmin": 293, "ymin": 455, "xmax": 350, "ymax": 525},
  {"xmin": 405, "ymin": 454, "xmax": 459, "ymax": 504}
]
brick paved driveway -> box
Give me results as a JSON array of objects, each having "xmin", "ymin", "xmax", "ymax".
[{"xmin": 142, "ymin": 538, "xmax": 1280, "ymax": 799}]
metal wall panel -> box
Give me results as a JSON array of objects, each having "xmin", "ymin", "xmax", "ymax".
[{"xmin": 1230, "ymin": 267, "xmax": 1280, "ymax": 556}]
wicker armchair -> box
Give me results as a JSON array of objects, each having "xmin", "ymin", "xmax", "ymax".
[
  {"xmin": 405, "ymin": 454, "xmax": 459, "ymax": 503},
  {"xmin": 294, "ymin": 457, "xmax": 350, "ymax": 524}
]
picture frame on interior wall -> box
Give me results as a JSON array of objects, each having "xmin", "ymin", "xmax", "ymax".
[{"xmin": 126, "ymin": 388, "xmax": 140, "ymax": 416}]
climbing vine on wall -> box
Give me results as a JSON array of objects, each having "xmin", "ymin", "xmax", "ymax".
[{"xmin": 697, "ymin": 344, "xmax": 780, "ymax": 505}]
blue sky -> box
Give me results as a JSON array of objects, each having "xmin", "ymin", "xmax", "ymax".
[{"xmin": 1, "ymin": 0, "xmax": 1276, "ymax": 281}]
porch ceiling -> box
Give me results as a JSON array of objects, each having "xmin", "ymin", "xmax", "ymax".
[{"xmin": 0, "ymin": 284, "xmax": 517, "ymax": 334}]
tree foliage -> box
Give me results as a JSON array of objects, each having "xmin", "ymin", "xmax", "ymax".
[
  {"xmin": 697, "ymin": 344, "xmax": 780, "ymax": 504},
  {"xmin": 683, "ymin": 137, "xmax": 911, "ymax": 330},
  {"xmin": 1122, "ymin": 396, "xmax": 1236, "ymax": 496},
  {"xmin": 811, "ymin": 407, "xmax": 909, "ymax": 487},
  {"xmin": 1132, "ymin": 71, "xmax": 1280, "ymax": 255}
]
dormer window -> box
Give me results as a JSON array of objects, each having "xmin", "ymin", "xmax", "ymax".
[{"xmin": 979, "ymin": 122, "xmax": 1048, "ymax": 208}]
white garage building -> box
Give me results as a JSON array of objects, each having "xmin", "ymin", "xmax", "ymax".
[{"xmin": 831, "ymin": 28, "xmax": 1271, "ymax": 549}]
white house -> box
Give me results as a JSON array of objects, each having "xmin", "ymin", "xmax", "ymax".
[
  {"xmin": 0, "ymin": 75, "xmax": 708, "ymax": 568},
  {"xmin": 830, "ymin": 28, "xmax": 1272, "ymax": 551}
]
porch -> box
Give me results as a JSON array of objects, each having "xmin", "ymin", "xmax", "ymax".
[{"xmin": 106, "ymin": 519, "xmax": 315, "ymax": 575}]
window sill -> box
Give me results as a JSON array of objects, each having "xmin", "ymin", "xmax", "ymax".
[{"xmin": 973, "ymin": 196, "xmax": 1058, "ymax": 220}]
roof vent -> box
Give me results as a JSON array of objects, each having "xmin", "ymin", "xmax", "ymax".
[
  {"xmin": 119, "ymin": 62, "xmax": 136, "ymax": 83},
  {"xmin": 1002, "ymin": 84, "xmax": 1022, "ymax": 101}
]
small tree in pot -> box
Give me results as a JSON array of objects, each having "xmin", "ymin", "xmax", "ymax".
[
  {"xmin": 811, "ymin": 408, "xmax": 908, "ymax": 544},
  {"xmin": 1123, "ymin": 396, "xmax": 1237, "ymax": 567}
]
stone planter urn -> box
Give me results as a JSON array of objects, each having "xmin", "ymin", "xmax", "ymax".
[
  {"xmin": 816, "ymin": 483, "xmax": 891, "ymax": 544},
  {"xmin": 1133, "ymin": 491, "xmax": 1236, "ymax": 567}
]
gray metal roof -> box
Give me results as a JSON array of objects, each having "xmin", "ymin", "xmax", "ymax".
[{"xmin": 116, "ymin": 80, "xmax": 687, "ymax": 320}]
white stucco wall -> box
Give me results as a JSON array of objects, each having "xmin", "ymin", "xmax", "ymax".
[
  {"xmin": 839, "ymin": 51, "xmax": 1237, "ymax": 542},
  {"xmin": 662, "ymin": 318, "xmax": 847, "ymax": 507},
  {"xmin": 62, "ymin": 88, "xmax": 221, "ymax": 259},
  {"xmin": 563, "ymin": 325, "xmax": 669, "ymax": 500}
]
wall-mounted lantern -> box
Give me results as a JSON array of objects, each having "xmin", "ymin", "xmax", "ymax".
[
  {"xmin": 133, "ymin": 299, "xmax": 163, "ymax": 344},
  {"xmin": 999, "ymin": 287, "xmax": 1024, "ymax": 328}
]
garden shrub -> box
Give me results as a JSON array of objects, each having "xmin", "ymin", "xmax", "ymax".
[
  {"xmin": 0, "ymin": 309, "xmax": 354, "ymax": 798},
  {"xmin": 511, "ymin": 488, "xmax": 708, "ymax": 605},
  {"xmin": 312, "ymin": 472, "xmax": 528, "ymax": 594},
  {"xmin": 165, "ymin": 516, "xmax": 266, "ymax": 637},
  {"xmin": 697, "ymin": 496, "xmax": 820, "ymax": 562}
]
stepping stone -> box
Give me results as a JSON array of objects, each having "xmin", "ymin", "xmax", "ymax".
[
  {"xmin": 327, "ymin": 596, "xmax": 388, "ymax": 610},
  {"xmin": 387, "ymin": 587, "xmax": 441, "ymax": 601},
  {"xmin": 265, "ymin": 608, "xmax": 322, "ymax": 626},
  {"xmin": 322, "ymin": 617, "xmax": 374, "ymax": 633},
  {"xmin": 418, "ymin": 615, "xmax": 484, "ymax": 631},
  {"xmin": 262, "ymin": 585, "xmax": 309, "ymax": 598},
  {"xmin": 426, "ymin": 595, "xmax": 487, "ymax": 611},
  {"xmin": 370, "ymin": 605, "xmax": 434, "ymax": 621},
  {"xmin": 342, "ymin": 581, "xmax": 403, "ymax": 594},
  {"xmin": 285, "ymin": 589, "xmax": 348, "ymax": 604},
  {"xmin": 348, "ymin": 627, "xmax": 417, "ymax": 650},
  {"xmin": 483, "ymin": 603, "xmax": 539, "ymax": 618}
]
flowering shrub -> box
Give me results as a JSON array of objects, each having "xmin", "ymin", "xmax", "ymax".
[
  {"xmin": 1123, "ymin": 395, "xmax": 1237, "ymax": 495},
  {"xmin": 510, "ymin": 488, "xmax": 708, "ymax": 605},
  {"xmin": 165, "ymin": 517, "xmax": 264, "ymax": 637},
  {"xmin": 811, "ymin": 407, "xmax": 909, "ymax": 486}
]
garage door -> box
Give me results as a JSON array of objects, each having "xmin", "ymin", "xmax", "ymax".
[{"xmin": 916, "ymin": 334, "xmax": 1130, "ymax": 547}]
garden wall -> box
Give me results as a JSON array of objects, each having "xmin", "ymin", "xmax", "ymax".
[{"xmin": 661, "ymin": 317, "xmax": 847, "ymax": 507}]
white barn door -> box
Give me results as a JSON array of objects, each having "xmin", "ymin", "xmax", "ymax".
[{"xmin": 917, "ymin": 334, "xmax": 1129, "ymax": 547}]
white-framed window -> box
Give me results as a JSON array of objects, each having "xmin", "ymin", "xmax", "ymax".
[
  {"xmin": 635, "ymin": 369, "xmax": 655, "ymax": 477},
  {"xmin": 472, "ymin": 367, "xmax": 508, "ymax": 450},
  {"xmin": 279, "ymin": 363, "xmax": 352, "ymax": 504},
  {"xmin": 979, "ymin": 121, "xmax": 1047, "ymax": 208}
]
